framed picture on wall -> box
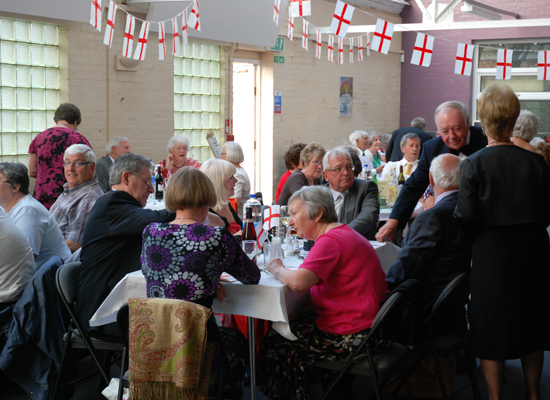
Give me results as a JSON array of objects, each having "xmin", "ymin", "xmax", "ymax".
[{"xmin": 339, "ymin": 76, "xmax": 353, "ymax": 117}]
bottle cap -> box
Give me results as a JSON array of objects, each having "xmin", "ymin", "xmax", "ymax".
[{"xmin": 250, "ymin": 194, "xmax": 256, "ymax": 198}]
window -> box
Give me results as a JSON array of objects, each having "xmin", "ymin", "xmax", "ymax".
[
  {"xmin": 0, "ymin": 18, "xmax": 60, "ymax": 163},
  {"xmin": 472, "ymin": 40, "xmax": 550, "ymax": 134},
  {"xmin": 174, "ymin": 43, "xmax": 221, "ymax": 163}
]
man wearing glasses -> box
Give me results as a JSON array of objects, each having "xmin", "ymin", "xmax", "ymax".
[
  {"xmin": 322, "ymin": 147, "xmax": 380, "ymax": 240},
  {"xmin": 50, "ymin": 144, "xmax": 104, "ymax": 253}
]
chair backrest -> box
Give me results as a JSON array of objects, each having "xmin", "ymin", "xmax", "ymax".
[
  {"xmin": 366, "ymin": 289, "xmax": 409, "ymax": 344},
  {"xmin": 117, "ymin": 303, "xmax": 129, "ymax": 348},
  {"xmin": 425, "ymin": 273, "xmax": 468, "ymax": 327},
  {"xmin": 55, "ymin": 262, "xmax": 82, "ymax": 325}
]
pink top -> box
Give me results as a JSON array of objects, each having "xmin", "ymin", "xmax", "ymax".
[
  {"xmin": 275, "ymin": 170, "xmax": 292, "ymax": 203},
  {"xmin": 300, "ymin": 224, "xmax": 389, "ymax": 335},
  {"xmin": 165, "ymin": 158, "xmax": 201, "ymax": 186}
]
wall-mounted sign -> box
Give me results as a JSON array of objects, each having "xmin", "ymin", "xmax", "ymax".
[
  {"xmin": 271, "ymin": 37, "xmax": 284, "ymax": 52},
  {"xmin": 274, "ymin": 56, "xmax": 285, "ymax": 64},
  {"xmin": 274, "ymin": 91, "xmax": 282, "ymax": 114}
]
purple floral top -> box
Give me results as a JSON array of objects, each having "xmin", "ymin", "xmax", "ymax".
[
  {"xmin": 29, "ymin": 127, "xmax": 91, "ymax": 210},
  {"xmin": 141, "ymin": 222, "xmax": 260, "ymax": 307}
]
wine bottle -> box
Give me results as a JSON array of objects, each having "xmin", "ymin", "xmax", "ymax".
[
  {"xmin": 398, "ymin": 165, "xmax": 405, "ymax": 186},
  {"xmin": 242, "ymin": 207, "xmax": 257, "ymax": 260},
  {"xmin": 155, "ymin": 166, "xmax": 164, "ymax": 200}
]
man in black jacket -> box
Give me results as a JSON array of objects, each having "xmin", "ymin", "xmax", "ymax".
[{"xmin": 386, "ymin": 117, "xmax": 433, "ymax": 162}]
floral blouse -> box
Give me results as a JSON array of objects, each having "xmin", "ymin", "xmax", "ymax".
[
  {"xmin": 165, "ymin": 157, "xmax": 201, "ymax": 186},
  {"xmin": 141, "ymin": 222, "xmax": 260, "ymax": 306}
]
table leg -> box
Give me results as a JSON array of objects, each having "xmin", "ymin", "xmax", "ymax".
[{"xmin": 247, "ymin": 316, "xmax": 257, "ymax": 400}]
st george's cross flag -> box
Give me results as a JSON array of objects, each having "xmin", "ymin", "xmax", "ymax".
[
  {"xmin": 158, "ymin": 22, "xmax": 167, "ymax": 60},
  {"xmin": 103, "ymin": 1, "xmax": 117, "ymax": 47},
  {"xmin": 349, "ymin": 37, "xmax": 354, "ymax": 63},
  {"xmin": 90, "ymin": 0, "xmax": 102, "ymax": 32},
  {"xmin": 181, "ymin": 10, "xmax": 189, "ymax": 46},
  {"xmin": 316, "ymin": 29, "xmax": 322, "ymax": 59},
  {"xmin": 122, "ymin": 15, "xmax": 136, "ymax": 58},
  {"xmin": 496, "ymin": 49, "xmax": 513, "ymax": 80},
  {"xmin": 537, "ymin": 50, "xmax": 550, "ymax": 80},
  {"xmin": 329, "ymin": 1, "xmax": 355, "ymax": 38},
  {"xmin": 327, "ymin": 35, "xmax": 334, "ymax": 62},
  {"xmin": 411, "ymin": 33, "xmax": 434, "ymax": 67},
  {"xmin": 302, "ymin": 20, "xmax": 309, "ymax": 51},
  {"xmin": 288, "ymin": 14, "xmax": 294, "ymax": 41},
  {"xmin": 455, "ymin": 43, "xmax": 474, "ymax": 76},
  {"xmin": 171, "ymin": 17, "xmax": 180, "ymax": 55},
  {"xmin": 290, "ymin": 0, "xmax": 311, "ymax": 17},
  {"xmin": 371, "ymin": 18, "xmax": 394, "ymax": 55},
  {"xmin": 187, "ymin": 0, "xmax": 201, "ymax": 31},
  {"xmin": 133, "ymin": 21, "xmax": 150, "ymax": 60}
]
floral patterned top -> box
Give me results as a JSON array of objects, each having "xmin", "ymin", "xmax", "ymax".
[
  {"xmin": 165, "ymin": 158, "xmax": 201, "ymax": 186},
  {"xmin": 28, "ymin": 127, "xmax": 91, "ymax": 210},
  {"xmin": 141, "ymin": 222, "xmax": 260, "ymax": 307}
]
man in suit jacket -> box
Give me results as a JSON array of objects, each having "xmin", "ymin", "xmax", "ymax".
[
  {"xmin": 94, "ymin": 136, "xmax": 131, "ymax": 192},
  {"xmin": 376, "ymin": 101, "xmax": 488, "ymax": 243},
  {"xmin": 323, "ymin": 147, "xmax": 380, "ymax": 240},
  {"xmin": 386, "ymin": 117, "xmax": 433, "ymax": 162}
]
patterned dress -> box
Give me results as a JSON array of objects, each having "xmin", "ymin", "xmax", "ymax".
[
  {"xmin": 28, "ymin": 127, "xmax": 91, "ymax": 210},
  {"xmin": 165, "ymin": 158, "xmax": 201, "ymax": 186}
]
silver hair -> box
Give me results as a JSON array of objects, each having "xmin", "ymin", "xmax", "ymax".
[
  {"xmin": 381, "ymin": 133, "xmax": 392, "ymax": 148},
  {"xmin": 65, "ymin": 144, "xmax": 96, "ymax": 163},
  {"xmin": 348, "ymin": 130, "xmax": 368, "ymax": 147},
  {"xmin": 109, "ymin": 153, "xmax": 152, "ymax": 186},
  {"xmin": 323, "ymin": 147, "xmax": 352, "ymax": 170},
  {"xmin": 429, "ymin": 153, "xmax": 461, "ymax": 189},
  {"xmin": 105, "ymin": 137, "xmax": 129, "ymax": 155},
  {"xmin": 222, "ymin": 141, "xmax": 245, "ymax": 164},
  {"xmin": 400, "ymin": 133, "xmax": 421, "ymax": 149},
  {"xmin": 410, "ymin": 117, "xmax": 427, "ymax": 130},
  {"xmin": 166, "ymin": 135, "xmax": 190, "ymax": 153},
  {"xmin": 368, "ymin": 131, "xmax": 382, "ymax": 147},
  {"xmin": 0, "ymin": 163, "xmax": 29, "ymax": 195},
  {"xmin": 434, "ymin": 101, "xmax": 469, "ymax": 129},
  {"xmin": 512, "ymin": 110, "xmax": 539, "ymax": 142},
  {"xmin": 288, "ymin": 186, "xmax": 338, "ymax": 224}
]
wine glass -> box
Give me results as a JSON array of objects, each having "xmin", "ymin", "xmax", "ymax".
[{"xmin": 242, "ymin": 240, "xmax": 257, "ymax": 260}]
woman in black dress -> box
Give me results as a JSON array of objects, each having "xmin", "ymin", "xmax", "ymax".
[{"xmin": 455, "ymin": 84, "xmax": 550, "ymax": 400}]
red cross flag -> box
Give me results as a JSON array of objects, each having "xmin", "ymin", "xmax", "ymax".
[
  {"xmin": 90, "ymin": 0, "xmax": 102, "ymax": 32},
  {"xmin": 411, "ymin": 33, "xmax": 434, "ymax": 67},
  {"xmin": 302, "ymin": 20, "xmax": 309, "ymax": 51},
  {"xmin": 455, "ymin": 43, "xmax": 474, "ymax": 76},
  {"xmin": 538, "ymin": 51, "xmax": 550, "ymax": 80},
  {"xmin": 171, "ymin": 17, "xmax": 180, "ymax": 55},
  {"xmin": 273, "ymin": 0, "xmax": 281, "ymax": 25},
  {"xmin": 316, "ymin": 29, "xmax": 322, "ymax": 59},
  {"xmin": 182, "ymin": 10, "xmax": 189, "ymax": 46},
  {"xmin": 158, "ymin": 22, "xmax": 166, "ymax": 60},
  {"xmin": 338, "ymin": 37, "xmax": 344, "ymax": 64},
  {"xmin": 327, "ymin": 35, "xmax": 334, "ymax": 62},
  {"xmin": 122, "ymin": 15, "xmax": 135, "ymax": 58},
  {"xmin": 330, "ymin": 1, "xmax": 355, "ymax": 38},
  {"xmin": 496, "ymin": 49, "xmax": 512, "ymax": 80},
  {"xmin": 263, "ymin": 206, "xmax": 280, "ymax": 231},
  {"xmin": 133, "ymin": 21, "xmax": 150, "ymax": 61},
  {"xmin": 349, "ymin": 37, "xmax": 354, "ymax": 64},
  {"xmin": 358, "ymin": 35, "xmax": 363, "ymax": 62},
  {"xmin": 188, "ymin": 0, "xmax": 201, "ymax": 31},
  {"xmin": 366, "ymin": 32, "xmax": 371, "ymax": 57},
  {"xmin": 288, "ymin": 14, "xmax": 294, "ymax": 41},
  {"xmin": 290, "ymin": 0, "xmax": 311, "ymax": 17},
  {"xmin": 371, "ymin": 18, "xmax": 394, "ymax": 55},
  {"xmin": 103, "ymin": 0, "xmax": 117, "ymax": 48}
]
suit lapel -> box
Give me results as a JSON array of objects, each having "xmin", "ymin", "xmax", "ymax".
[{"xmin": 344, "ymin": 181, "xmax": 359, "ymax": 222}]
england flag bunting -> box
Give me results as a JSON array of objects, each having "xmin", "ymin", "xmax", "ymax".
[
  {"xmin": 273, "ymin": 0, "xmax": 281, "ymax": 26},
  {"xmin": 338, "ymin": 37, "xmax": 344, "ymax": 64},
  {"xmin": 181, "ymin": 10, "xmax": 189, "ymax": 46},
  {"xmin": 90, "ymin": 0, "xmax": 102, "ymax": 32},
  {"xmin": 365, "ymin": 32, "xmax": 371, "ymax": 57},
  {"xmin": 288, "ymin": 14, "xmax": 294, "ymax": 41},
  {"xmin": 122, "ymin": 15, "xmax": 136, "ymax": 58},
  {"xmin": 537, "ymin": 50, "xmax": 550, "ymax": 80},
  {"xmin": 358, "ymin": 35, "xmax": 363, "ymax": 61},
  {"xmin": 496, "ymin": 49, "xmax": 512, "ymax": 80},
  {"xmin": 411, "ymin": 33, "xmax": 434, "ymax": 67},
  {"xmin": 188, "ymin": 0, "xmax": 201, "ymax": 31},
  {"xmin": 329, "ymin": 1, "xmax": 354, "ymax": 38},
  {"xmin": 349, "ymin": 37, "xmax": 354, "ymax": 63},
  {"xmin": 171, "ymin": 17, "xmax": 180, "ymax": 55},
  {"xmin": 133, "ymin": 21, "xmax": 150, "ymax": 60},
  {"xmin": 290, "ymin": 0, "xmax": 311, "ymax": 17},
  {"xmin": 327, "ymin": 35, "xmax": 334, "ymax": 62},
  {"xmin": 158, "ymin": 22, "xmax": 167, "ymax": 60},
  {"xmin": 371, "ymin": 18, "xmax": 393, "ymax": 55},
  {"xmin": 103, "ymin": 0, "xmax": 117, "ymax": 47},
  {"xmin": 316, "ymin": 29, "xmax": 322, "ymax": 59},
  {"xmin": 455, "ymin": 43, "xmax": 474, "ymax": 76},
  {"xmin": 302, "ymin": 20, "xmax": 309, "ymax": 51}
]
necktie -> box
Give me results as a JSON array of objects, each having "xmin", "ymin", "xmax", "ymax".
[
  {"xmin": 404, "ymin": 162, "xmax": 412, "ymax": 176},
  {"xmin": 338, "ymin": 193, "xmax": 346, "ymax": 223}
]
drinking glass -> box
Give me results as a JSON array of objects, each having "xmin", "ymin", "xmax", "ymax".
[{"xmin": 242, "ymin": 240, "xmax": 257, "ymax": 261}]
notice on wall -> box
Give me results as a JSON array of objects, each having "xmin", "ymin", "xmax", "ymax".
[
  {"xmin": 274, "ymin": 91, "xmax": 282, "ymax": 114},
  {"xmin": 339, "ymin": 76, "xmax": 353, "ymax": 117},
  {"xmin": 206, "ymin": 130, "xmax": 222, "ymax": 158}
]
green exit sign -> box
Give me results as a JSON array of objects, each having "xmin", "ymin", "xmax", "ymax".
[
  {"xmin": 274, "ymin": 56, "xmax": 285, "ymax": 64},
  {"xmin": 271, "ymin": 37, "xmax": 284, "ymax": 51}
]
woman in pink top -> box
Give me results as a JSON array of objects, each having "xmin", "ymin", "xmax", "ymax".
[{"xmin": 258, "ymin": 186, "xmax": 389, "ymax": 400}]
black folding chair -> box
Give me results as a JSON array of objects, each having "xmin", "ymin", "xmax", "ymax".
[
  {"xmin": 314, "ymin": 287, "xmax": 415, "ymax": 400},
  {"xmin": 51, "ymin": 262, "xmax": 124, "ymax": 400}
]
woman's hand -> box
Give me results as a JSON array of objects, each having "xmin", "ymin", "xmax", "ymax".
[
  {"xmin": 166, "ymin": 154, "xmax": 175, "ymax": 169},
  {"xmin": 216, "ymin": 282, "xmax": 227, "ymax": 303},
  {"xmin": 375, "ymin": 165, "xmax": 384, "ymax": 174},
  {"xmin": 266, "ymin": 258, "xmax": 285, "ymax": 277}
]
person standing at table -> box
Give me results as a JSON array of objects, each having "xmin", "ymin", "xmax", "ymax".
[
  {"xmin": 94, "ymin": 136, "xmax": 131, "ymax": 193},
  {"xmin": 386, "ymin": 117, "xmax": 432, "ymax": 162},
  {"xmin": 260, "ymin": 186, "xmax": 388, "ymax": 400},
  {"xmin": 28, "ymin": 103, "xmax": 91, "ymax": 210},
  {"xmin": 455, "ymin": 85, "xmax": 550, "ymax": 400},
  {"xmin": 376, "ymin": 101, "xmax": 487, "ymax": 244},
  {"xmin": 220, "ymin": 141, "xmax": 250, "ymax": 218}
]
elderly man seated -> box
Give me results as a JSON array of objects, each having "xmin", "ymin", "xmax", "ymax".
[
  {"xmin": 95, "ymin": 136, "xmax": 131, "ymax": 193},
  {"xmin": 0, "ymin": 163, "xmax": 71, "ymax": 268},
  {"xmin": 381, "ymin": 133, "xmax": 421, "ymax": 180},
  {"xmin": 50, "ymin": 144, "xmax": 104, "ymax": 253},
  {"xmin": 385, "ymin": 154, "xmax": 471, "ymax": 330},
  {"xmin": 322, "ymin": 147, "xmax": 379, "ymax": 240},
  {"xmin": 348, "ymin": 130, "xmax": 370, "ymax": 166}
]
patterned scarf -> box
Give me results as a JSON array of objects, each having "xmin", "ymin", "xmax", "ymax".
[{"xmin": 128, "ymin": 298, "xmax": 214, "ymax": 400}]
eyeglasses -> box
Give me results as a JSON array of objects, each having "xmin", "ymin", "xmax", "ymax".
[
  {"xmin": 310, "ymin": 161, "xmax": 322, "ymax": 166},
  {"xmin": 63, "ymin": 161, "xmax": 91, "ymax": 168},
  {"xmin": 325, "ymin": 166, "xmax": 355, "ymax": 174},
  {"xmin": 130, "ymin": 173, "xmax": 153, "ymax": 187}
]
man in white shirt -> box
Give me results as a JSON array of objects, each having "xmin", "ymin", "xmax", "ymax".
[
  {"xmin": 94, "ymin": 137, "xmax": 131, "ymax": 193},
  {"xmin": 381, "ymin": 133, "xmax": 421, "ymax": 180},
  {"xmin": 348, "ymin": 130, "xmax": 370, "ymax": 166}
]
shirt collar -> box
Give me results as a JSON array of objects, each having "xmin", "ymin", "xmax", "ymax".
[
  {"xmin": 63, "ymin": 177, "xmax": 99, "ymax": 194},
  {"xmin": 109, "ymin": 155, "xmax": 115, "ymax": 163},
  {"xmin": 329, "ymin": 186, "xmax": 348, "ymax": 200},
  {"xmin": 434, "ymin": 189, "xmax": 459, "ymax": 205}
]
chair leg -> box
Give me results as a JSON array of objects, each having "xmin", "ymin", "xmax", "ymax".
[
  {"xmin": 81, "ymin": 336, "xmax": 110, "ymax": 385},
  {"xmin": 51, "ymin": 326, "xmax": 74, "ymax": 400},
  {"xmin": 400, "ymin": 366, "xmax": 413, "ymax": 400},
  {"xmin": 429, "ymin": 337, "xmax": 449, "ymax": 400},
  {"xmin": 466, "ymin": 356, "xmax": 481, "ymax": 400},
  {"xmin": 367, "ymin": 351, "xmax": 383, "ymax": 400},
  {"xmin": 118, "ymin": 346, "xmax": 127, "ymax": 400}
]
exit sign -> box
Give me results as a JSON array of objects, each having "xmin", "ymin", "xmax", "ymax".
[
  {"xmin": 271, "ymin": 37, "xmax": 284, "ymax": 51},
  {"xmin": 274, "ymin": 56, "xmax": 285, "ymax": 64}
]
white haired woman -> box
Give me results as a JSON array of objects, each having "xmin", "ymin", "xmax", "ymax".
[
  {"xmin": 258, "ymin": 186, "xmax": 389, "ymax": 400},
  {"xmin": 200, "ymin": 158, "xmax": 241, "ymax": 234},
  {"xmin": 511, "ymin": 109, "xmax": 539, "ymax": 152},
  {"xmin": 220, "ymin": 141, "xmax": 250, "ymax": 218},
  {"xmin": 365, "ymin": 131, "xmax": 385, "ymax": 174},
  {"xmin": 165, "ymin": 136, "xmax": 201, "ymax": 185}
]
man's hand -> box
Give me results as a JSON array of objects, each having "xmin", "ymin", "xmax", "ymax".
[{"xmin": 375, "ymin": 218, "xmax": 399, "ymax": 243}]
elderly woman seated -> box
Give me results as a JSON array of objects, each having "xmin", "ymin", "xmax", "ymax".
[
  {"xmin": 258, "ymin": 186, "xmax": 389, "ymax": 400},
  {"xmin": 511, "ymin": 109, "xmax": 539, "ymax": 152},
  {"xmin": 165, "ymin": 136, "xmax": 201, "ymax": 185},
  {"xmin": 140, "ymin": 167, "xmax": 260, "ymax": 391},
  {"xmin": 0, "ymin": 163, "xmax": 71, "ymax": 268}
]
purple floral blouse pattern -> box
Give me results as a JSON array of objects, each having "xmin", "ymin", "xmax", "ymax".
[
  {"xmin": 141, "ymin": 222, "xmax": 260, "ymax": 304},
  {"xmin": 28, "ymin": 127, "xmax": 91, "ymax": 210}
]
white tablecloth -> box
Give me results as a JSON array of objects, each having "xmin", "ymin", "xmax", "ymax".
[
  {"xmin": 379, "ymin": 202, "xmax": 424, "ymax": 221},
  {"xmin": 90, "ymin": 241, "xmax": 399, "ymax": 340}
]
